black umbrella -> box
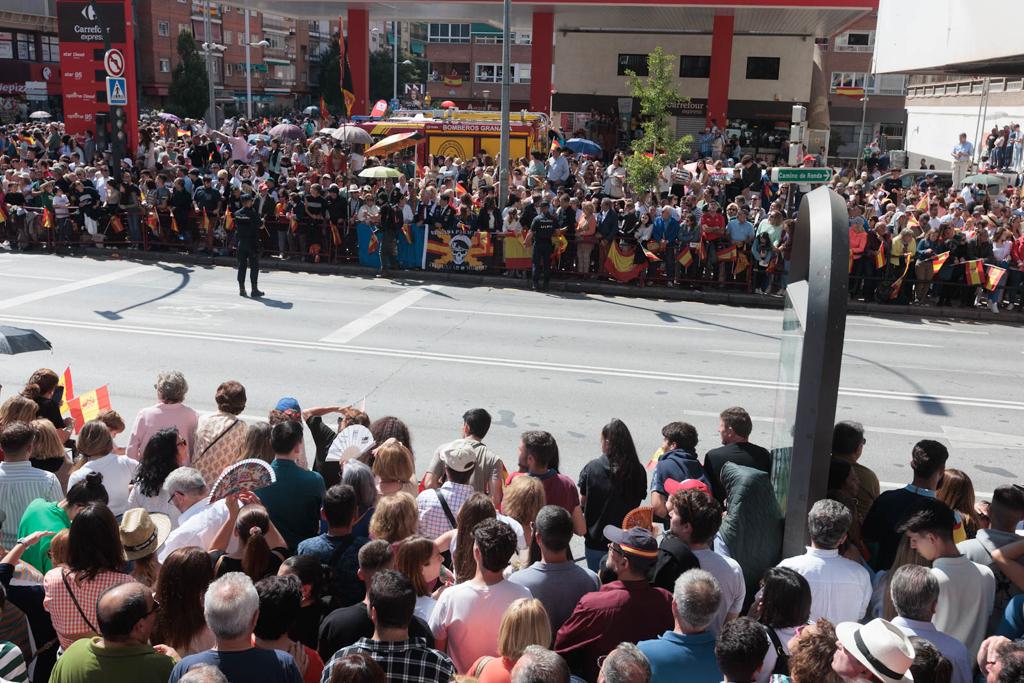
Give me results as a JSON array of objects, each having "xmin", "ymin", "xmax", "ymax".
[{"xmin": 0, "ymin": 325, "xmax": 52, "ymax": 354}]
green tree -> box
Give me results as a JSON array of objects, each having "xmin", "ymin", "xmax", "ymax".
[
  {"xmin": 167, "ymin": 31, "xmax": 209, "ymax": 119},
  {"xmin": 622, "ymin": 47, "xmax": 691, "ymax": 192},
  {"xmin": 318, "ymin": 39, "xmax": 342, "ymax": 109},
  {"xmin": 318, "ymin": 41, "xmax": 425, "ymax": 113}
]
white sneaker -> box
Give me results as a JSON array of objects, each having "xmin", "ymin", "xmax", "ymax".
[{"xmin": 990, "ymin": 300, "xmax": 999, "ymax": 313}]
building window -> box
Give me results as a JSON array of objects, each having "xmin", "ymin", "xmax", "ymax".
[
  {"xmin": 158, "ymin": 21, "xmax": 170, "ymax": 37},
  {"xmin": 679, "ymin": 55, "xmax": 710, "ymax": 78},
  {"xmin": 475, "ymin": 63, "xmax": 501, "ymax": 83},
  {"xmin": 830, "ymin": 71, "xmax": 876, "ymax": 93},
  {"xmin": 160, "ymin": 58, "xmax": 171, "ymax": 72},
  {"xmin": 0, "ymin": 32, "xmax": 13, "ymax": 60},
  {"xmin": 875, "ymin": 74, "xmax": 907, "ymax": 96},
  {"xmin": 225, "ymin": 30, "xmax": 232, "ymax": 45},
  {"xmin": 428, "ymin": 23, "xmax": 470, "ymax": 43},
  {"xmin": 515, "ymin": 63, "xmax": 530, "ymax": 84},
  {"xmin": 514, "ymin": 31, "xmax": 531, "ymax": 45},
  {"xmin": 617, "ymin": 54, "xmax": 648, "ymax": 77},
  {"xmin": 16, "ymin": 33, "xmax": 35, "ymax": 61},
  {"xmin": 835, "ymin": 30, "xmax": 874, "ymax": 53},
  {"xmin": 746, "ymin": 56, "xmax": 779, "ymax": 80},
  {"xmin": 40, "ymin": 35, "xmax": 59, "ymax": 62}
]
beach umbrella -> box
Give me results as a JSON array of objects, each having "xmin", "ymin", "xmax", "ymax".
[
  {"xmin": 268, "ymin": 123, "xmax": 304, "ymax": 140},
  {"xmin": 358, "ymin": 166, "xmax": 400, "ymax": 179},
  {"xmin": 0, "ymin": 326, "xmax": 52, "ymax": 355},
  {"xmin": 565, "ymin": 138, "xmax": 602, "ymax": 157},
  {"xmin": 440, "ymin": 100, "xmax": 456, "ymax": 108},
  {"xmin": 247, "ymin": 134, "xmax": 271, "ymax": 143},
  {"xmin": 29, "ymin": 111, "xmax": 51, "ymax": 119},
  {"xmin": 331, "ymin": 125, "xmax": 373, "ymax": 145},
  {"xmin": 318, "ymin": 127, "xmax": 337, "ymax": 136},
  {"xmin": 302, "ymin": 105, "xmax": 321, "ymax": 116},
  {"xmin": 157, "ymin": 112, "xmax": 181, "ymax": 123},
  {"xmin": 364, "ymin": 131, "xmax": 422, "ymax": 157},
  {"xmin": 962, "ymin": 174, "xmax": 1004, "ymax": 186}
]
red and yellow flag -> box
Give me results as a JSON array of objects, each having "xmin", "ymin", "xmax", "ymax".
[
  {"xmin": 478, "ymin": 230, "xmax": 492, "ymax": 256},
  {"xmin": 834, "ymin": 86, "xmax": 865, "ymax": 97},
  {"xmin": 224, "ymin": 208, "xmax": 234, "ymax": 231},
  {"xmin": 275, "ymin": 202, "xmax": 286, "ymax": 216},
  {"xmin": 202, "ymin": 210, "xmax": 211, "ymax": 231},
  {"xmin": 401, "ymin": 224, "xmax": 413, "ymax": 244},
  {"xmin": 0, "ymin": 203, "xmax": 7, "ymax": 224},
  {"xmin": 676, "ymin": 245, "xmax": 693, "ymax": 268},
  {"xmin": 504, "ymin": 232, "xmax": 532, "ymax": 270},
  {"xmin": 109, "ymin": 215, "xmax": 125, "ymax": 233},
  {"xmin": 984, "ymin": 264, "xmax": 1006, "ymax": 292},
  {"xmin": 930, "ymin": 251, "xmax": 950, "ymax": 275},
  {"xmin": 716, "ymin": 243, "xmax": 738, "ymax": 262},
  {"xmin": 146, "ymin": 212, "xmax": 160, "ymax": 234},
  {"xmin": 734, "ymin": 251, "xmax": 750, "ymax": 276},
  {"xmin": 42, "ymin": 208, "xmax": 54, "ymax": 229},
  {"xmin": 58, "ymin": 366, "xmax": 74, "ymax": 415},
  {"xmin": 368, "ymin": 232, "xmax": 380, "ymax": 254},
  {"xmin": 170, "ymin": 213, "xmax": 180, "ymax": 233},
  {"xmin": 289, "ymin": 216, "xmax": 299, "ymax": 233},
  {"xmin": 642, "ymin": 245, "xmax": 661, "ymax": 262},
  {"xmin": 67, "ymin": 386, "xmax": 112, "ymax": 434},
  {"xmin": 965, "ymin": 259, "xmax": 985, "ymax": 287},
  {"xmin": 874, "ymin": 246, "xmax": 886, "ymax": 270},
  {"xmin": 604, "ymin": 242, "xmax": 645, "ymax": 282},
  {"xmin": 552, "ymin": 233, "xmax": 568, "ymax": 259}
]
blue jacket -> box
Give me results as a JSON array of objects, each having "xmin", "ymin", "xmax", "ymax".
[
  {"xmin": 650, "ymin": 448, "xmax": 709, "ymax": 497},
  {"xmin": 652, "ymin": 217, "xmax": 681, "ymax": 244}
]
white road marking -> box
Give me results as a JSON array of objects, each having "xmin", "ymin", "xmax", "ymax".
[
  {"xmin": 0, "ymin": 273, "xmax": 78, "ymax": 282},
  {"xmin": 320, "ymin": 286, "xmax": 436, "ymax": 344},
  {"xmin": 0, "ymin": 312, "xmax": 1018, "ymax": 412},
  {"xmin": 410, "ymin": 306, "xmax": 940, "ymax": 347},
  {"xmin": 0, "ymin": 265, "xmax": 151, "ymax": 311}
]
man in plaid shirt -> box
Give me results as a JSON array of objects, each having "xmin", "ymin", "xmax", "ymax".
[{"xmin": 321, "ymin": 570, "xmax": 455, "ymax": 683}]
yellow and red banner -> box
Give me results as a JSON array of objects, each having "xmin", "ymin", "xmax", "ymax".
[
  {"xmin": 604, "ymin": 242, "xmax": 645, "ymax": 282},
  {"xmin": 401, "ymin": 224, "xmax": 413, "ymax": 244},
  {"xmin": 368, "ymin": 232, "xmax": 379, "ymax": 254},
  {"xmin": 734, "ymin": 252, "xmax": 750, "ymax": 277},
  {"xmin": 965, "ymin": 259, "xmax": 985, "ymax": 287},
  {"xmin": 442, "ymin": 76, "xmax": 463, "ymax": 87},
  {"xmin": 835, "ymin": 86, "xmax": 865, "ymax": 97},
  {"xmin": 58, "ymin": 366, "xmax": 74, "ymax": 415},
  {"xmin": 42, "ymin": 208, "xmax": 54, "ymax": 229},
  {"xmin": 552, "ymin": 234, "xmax": 569, "ymax": 259},
  {"xmin": 930, "ymin": 251, "xmax": 950, "ymax": 275},
  {"xmin": 224, "ymin": 209, "xmax": 234, "ymax": 231},
  {"xmin": 874, "ymin": 246, "xmax": 886, "ymax": 270},
  {"xmin": 67, "ymin": 385, "xmax": 112, "ymax": 434},
  {"xmin": 677, "ymin": 245, "xmax": 693, "ymax": 268},
  {"xmin": 504, "ymin": 232, "xmax": 532, "ymax": 270},
  {"xmin": 984, "ymin": 265, "xmax": 1006, "ymax": 291},
  {"xmin": 716, "ymin": 243, "xmax": 738, "ymax": 262}
]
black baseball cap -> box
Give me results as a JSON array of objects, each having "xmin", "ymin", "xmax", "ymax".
[{"xmin": 604, "ymin": 525, "xmax": 658, "ymax": 566}]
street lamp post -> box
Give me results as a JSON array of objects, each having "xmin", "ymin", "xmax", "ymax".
[
  {"xmin": 243, "ymin": 10, "xmax": 270, "ymax": 121},
  {"xmin": 204, "ymin": 0, "xmax": 215, "ymax": 127},
  {"xmin": 498, "ymin": 0, "xmax": 511, "ymax": 204},
  {"xmin": 392, "ymin": 20, "xmax": 398, "ymax": 103}
]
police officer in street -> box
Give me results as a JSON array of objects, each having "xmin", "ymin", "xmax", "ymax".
[
  {"xmin": 234, "ymin": 193, "xmax": 264, "ymax": 298},
  {"xmin": 527, "ymin": 198, "xmax": 556, "ymax": 291}
]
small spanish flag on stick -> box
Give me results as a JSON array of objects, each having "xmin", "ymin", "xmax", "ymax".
[
  {"xmin": 170, "ymin": 213, "xmax": 180, "ymax": 233},
  {"xmin": 401, "ymin": 224, "xmax": 413, "ymax": 244},
  {"xmin": 676, "ymin": 245, "xmax": 693, "ymax": 268},
  {"xmin": 965, "ymin": 259, "xmax": 985, "ymax": 287},
  {"xmin": 930, "ymin": 251, "xmax": 949, "ymax": 275},
  {"xmin": 984, "ymin": 264, "xmax": 1006, "ymax": 292},
  {"xmin": 67, "ymin": 386, "xmax": 112, "ymax": 434},
  {"xmin": 874, "ymin": 246, "xmax": 886, "ymax": 270},
  {"xmin": 42, "ymin": 208, "xmax": 54, "ymax": 229},
  {"xmin": 224, "ymin": 209, "xmax": 234, "ymax": 231},
  {"xmin": 368, "ymin": 231, "xmax": 380, "ymax": 254},
  {"xmin": 58, "ymin": 366, "xmax": 74, "ymax": 415}
]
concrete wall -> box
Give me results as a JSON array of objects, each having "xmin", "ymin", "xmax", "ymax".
[
  {"xmin": 905, "ymin": 103, "xmax": 1024, "ymax": 169},
  {"xmin": 552, "ymin": 31, "xmax": 812, "ymax": 102}
]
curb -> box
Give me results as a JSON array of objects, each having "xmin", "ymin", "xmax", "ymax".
[{"xmin": 45, "ymin": 246, "xmax": 1024, "ymax": 323}]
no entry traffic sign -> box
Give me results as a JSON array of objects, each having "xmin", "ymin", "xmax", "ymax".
[{"xmin": 104, "ymin": 48, "xmax": 125, "ymax": 77}]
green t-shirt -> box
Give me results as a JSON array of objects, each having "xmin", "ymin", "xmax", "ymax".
[
  {"xmin": 49, "ymin": 638, "xmax": 175, "ymax": 683},
  {"xmin": 17, "ymin": 499, "xmax": 70, "ymax": 573}
]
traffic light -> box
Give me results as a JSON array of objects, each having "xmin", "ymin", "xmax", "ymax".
[{"xmin": 110, "ymin": 105, "xmax": 127, "ymax": 162}]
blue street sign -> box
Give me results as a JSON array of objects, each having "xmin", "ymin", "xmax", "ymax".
[{"xmin": 106, "ymin": 77, "xmax": 128, "ymax": 106}]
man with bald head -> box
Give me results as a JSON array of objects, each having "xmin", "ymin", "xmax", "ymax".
[{"xmin": 49, "ymin": 582, "xmax": 176, "ymax": 682}]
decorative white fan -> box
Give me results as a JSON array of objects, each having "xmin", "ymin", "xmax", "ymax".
[{"xmin": 326, "ymin": 425, "xmax": 375, "ymax": 463}]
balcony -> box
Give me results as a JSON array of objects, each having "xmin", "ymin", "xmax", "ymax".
[{"xmin": 906, "ymin": 76, "xmax": 1024, "ymax": 99}]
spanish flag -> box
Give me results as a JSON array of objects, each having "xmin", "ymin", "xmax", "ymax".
[
  {"xmin": 368, "ymin": 231, "xmax": 379, "ymax": 254},
  {"xmin": 42, "ymin": 208, "xmax": 54, "ymax": 229},
  {"xmin": 604, "ymin": 242, "xmax": 645, "ymax": 282},
  {"xmin": 330, "ymin": 223, "xmax": 342, "ymax": 246},
  {"xmin": 834, "ymin": 86, "xmax": 865, "ymax": 97},
  {"xmin": 67, "ymin": 385, "xmax": 112, "ymax": 435},
  {"xmin": 170, "ymin": 213, "xmax": 180, "ymax": 233},
  {"xmin": 642, "ymin": 245, "xmax": 661, "ymax": 262},
  {"xmin": 338, "ymin": 16, "xmax": 356, "ymax": 116},
  {"xmin": 401, "ymin": 224, "xmax": 413, "ymax": 244},
  {"xmin": 109, "ymin": 215, "xmax": 125, "ymax": 233},
  {"xmin": 984, "ymin": 264, "xmax": 1006, "ymax": 292},
  {"xmin": 202, "ymin": 210, "xmax": 211, "ymax": 231},
  {"xmin": 477, "ymin": 230, "xmax": 491, "ymax": 256},
  {"xmin": 552, "ymin": 233, "xmax": 568, "ymax": 259},
  {"xmin": 734, "ymin": 251, "xmax": 750, "ymax": 276},
  {"xmin": 0, "ymin": 203, "xmax": 7, "ymax": 224},
  {"xmin": 146, "ymin": 212, "xmax": 160, "ymax": 234},
  {"xmin": 275, "ymin": 202, "xmax": 286, "ymax": 216},
  {"xmin": 289, "ymin": 216, "xmax": 299, "ymax": 234},
  {"xmin": 503, "ymin": 233, "xmax": 532, "ymax": 269},
  {"xmin": 965, "ymin": 259, "xmax": 985, "ymax": 287},
  {"xmin": 176, "ymin": 128, "xmax": 190, "ymax": 138},
  {"xmin": 930, "ymin": 251, "xmax": 950, "ymax": 275},
  {"xmin": 716, "ymin": 243, "xmax": 738, "ymax": 262},
  {"xmin": 874, "ymin": 245, "xmax": 886, "ymax": 270},
  {"xmin": 320, "ymin": 95, "xmax": 329, "ymax": 124},
  {"xmin": 224, "ymin": 208, "xmax": 234, "ymax": 231},
  {"xmin": 676, "ymin": 245, "xmax": 694, "ymax": 268},
  {"xmin": 58, "ymin": 366, "xmax": 74, "ymax": 415}
]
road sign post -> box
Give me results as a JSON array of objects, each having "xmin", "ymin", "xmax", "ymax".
[
  {"xmin": 103, "ymin": 48, "xmax": 124, "ymax": 76},
  {"xmin": 771, "ymin": 167, "xmax": 833, "ymax": 184}
]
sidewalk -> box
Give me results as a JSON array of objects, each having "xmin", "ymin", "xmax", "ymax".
[{"xmin": 64, "ymin": 246, "xmax": 1024, "ymax": 322}]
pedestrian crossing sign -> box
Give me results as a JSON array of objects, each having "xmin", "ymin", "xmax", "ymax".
[{"xmin": 106, "ymin": 77, "xmax": 127, "ymax": 106}]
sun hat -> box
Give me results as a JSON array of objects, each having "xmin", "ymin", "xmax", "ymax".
[
  {"xmin": 119, "ymin": 508, "xmax": 172, "ymax": 561},
  {"xmin": 835, "ymin": 618, "xmax": 915, "ymax": 683}
]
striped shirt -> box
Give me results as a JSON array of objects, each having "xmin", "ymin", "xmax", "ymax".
[
  {"xmin": 0, "ymin": 641, "xmax": 27, "ymax": 683},
  {"xmin": 0, "ymin": 461, "xmax": 62, "ymax": 549}
]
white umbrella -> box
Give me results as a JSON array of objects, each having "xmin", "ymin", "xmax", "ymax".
[
  {"xmin": 318, "ymin": 127, "xmax": 338, "ymax": 136},
  {"xmin": 29, "ymin": 111, "xmax": 51, "ymax": 119},
  {"xmin": 331, "ymin": 125, "xmax": 373, "ymax": 145}
]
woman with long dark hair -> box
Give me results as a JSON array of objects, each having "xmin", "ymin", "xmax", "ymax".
[
  {"xmin": 126, "ymin": 427, "xmax": 186, "ymax": 524},
  {"xmin": 150, "ymin": 546, "xmax": 216, "ymax": 656},
  {"xmin": 42, "ymin": 503, "xmax": 132, "ymax": 650},
  {"xmin": 577, "ymin": 418, "xmax": 648, "ymax": 571},
  {"xmin": 749, "ymin": 566, "xmax": 812, "ymax": 682},
  {"xmin": 21, "ymin": 368, "xmax": 73, "ymax": 443},
  {"xmin": 450, "ymin": 493, "xmax": 497, "ymax": 584},
  {"xmin": 208, "ymin": 493, "xmax": 289, "ymax": 581}
]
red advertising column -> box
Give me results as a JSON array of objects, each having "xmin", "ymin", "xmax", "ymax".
[
  {"xmin": 347, "ymin": 8, "xmax": 370, "ymax": 116},
  {"xmin": 529, "ymin": 11, "xmax": 554, "ymax": 114},
  {"xmin": 57, "ymin": 0, "xmax": 138, "ymax": 153},
  {"xmin": 707, "ymin": 13, "xmax": 734, "ymax": 129}
]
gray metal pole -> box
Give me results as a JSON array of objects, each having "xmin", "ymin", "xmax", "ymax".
[
  {"xmin": 244, "ymin": 9, "xmax": 252, "ymax": 119},
  {"xmin": 855, "ymin": 94, "xmax": 868, "ymax": 168},
  {"xmin": 204, "ymin": 0, "xmax": 215, "ymax": 128},
  {"xmin": 393, "ymin": 21, "xmax": 398, "ymax": 103},
  {"xmin": 497, "ymin": 0, "xmax": 511, "ymax": 204}
]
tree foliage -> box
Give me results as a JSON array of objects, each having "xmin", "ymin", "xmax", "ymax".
[
  {"xmin": 622, "ymin": 47, "xmax": 692, "ymax": 192},
  {"xmin": 168, "ymin": 31, "xmax": 210, "ymax": 119},
  {"xmin": 318, "ymin": 39, "xmax": 424, "ymax": 112}
]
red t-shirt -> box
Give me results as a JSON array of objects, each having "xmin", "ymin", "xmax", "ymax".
[
  {"xmin": 700, "ymin": 211, "xmax": 726, "ymax": 241},
  {"xmin": 509, "ymin": 470, "xmax": 581, "ymax": 514}
]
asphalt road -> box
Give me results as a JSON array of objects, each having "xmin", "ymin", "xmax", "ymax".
[{"xmin": 1, "ymin": 253, "xmax": 1022, "ymax": 499}]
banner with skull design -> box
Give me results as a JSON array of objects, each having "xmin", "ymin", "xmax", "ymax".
[{"xmin": 426, "ymin": 227, "xmax": 490, "ymax": 272}]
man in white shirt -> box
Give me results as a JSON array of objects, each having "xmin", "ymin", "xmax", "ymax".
[
  {"xmin": 429, "ymin": 519, "xmax": 531, "ymax": 672},
  {"xmin": 666, "ymin": 486, "xmax": 744, "ymax": 634},
  {"xmin": 899, "ymin": 497, "xmax": 995, "ymax": 658},
  {"xmin": 889, "ymin": 565, "xmax": 971, "ymax": 683},
  {"xmin": 776, "ymin": 499, "xmax": 871, "ymax": 625},
  {"xmin": 158, "ymin": 467, "xmax": 230, "ymax": 562},
  {"xmin": 416, "ymin": 441, "xmax": 477, "ymax": 540},
  {"xmin": 546, "ymin": 147, "xmax": 569, "ymax": 189},
  {"xmin": 0, "ymin": 423, "xmax": 62, "ymax": 549}
]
